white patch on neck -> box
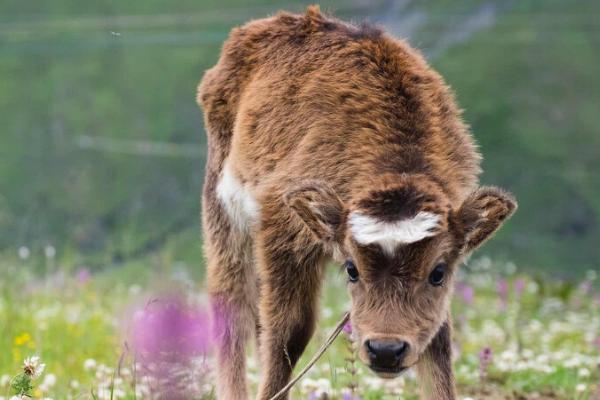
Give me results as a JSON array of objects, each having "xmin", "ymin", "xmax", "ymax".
[
  {"xmin": 216, "ymin": 163, "xmax": 259, "ymax": 231},
  {"xmin": 348, "ymin": 211, "xmax": 441, "ymax": 255}
]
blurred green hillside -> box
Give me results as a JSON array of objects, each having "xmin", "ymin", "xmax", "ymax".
[{"xmin": 0, "ymin": 0, "xmax": 598, "ymax": 274}]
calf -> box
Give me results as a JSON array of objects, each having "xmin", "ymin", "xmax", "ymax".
[{"xmin": 198, "ymin": 6, "xmax": 516, "ymax": 400}]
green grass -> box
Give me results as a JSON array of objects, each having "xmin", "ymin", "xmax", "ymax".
[
  {"xmin": 1, "ymin": 252, "xmax": 598, "ymax": 399},
  {"xmin": 1, "ymin": 0, "xmax": 599, "ymax": 275},
  {"xmin": 434, "ymin": 0, "xmax": 600, "ymax": 273}
]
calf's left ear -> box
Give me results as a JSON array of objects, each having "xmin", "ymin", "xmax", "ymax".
[
  {"xmin": 455, "ymin": 186, "xmax": 517, "ymax": 255},
  {"xmin": 283, "ymin": 181, "xmax": 346, "ymax": 243}
]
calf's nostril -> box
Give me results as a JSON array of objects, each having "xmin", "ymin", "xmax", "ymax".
[
  {"xmin": 392, "ymin": 341, "xmax": 408, "ymax": 359},
  {"xmin": 365, "ymin": 339, "xmax": 409, "ymax": 368}
]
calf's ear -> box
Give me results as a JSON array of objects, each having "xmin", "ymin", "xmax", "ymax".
[
  {"xmin": 283, "ymin": 181, "xmax": 347, "ymax": 243},
  {"xmin": 455, "ymin": 186, "xmax": 517, "ymax": 255}
]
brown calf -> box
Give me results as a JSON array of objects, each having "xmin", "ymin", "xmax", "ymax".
[{"xmin": 197, "ymin": 6, "xmax": 516, "ymax": 400}]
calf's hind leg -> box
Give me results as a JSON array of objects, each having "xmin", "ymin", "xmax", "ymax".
[{"xmin": 203, "ymin": 186, "xmax": 258, "ymax": 400}]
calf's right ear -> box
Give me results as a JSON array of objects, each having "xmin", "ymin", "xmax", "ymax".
[
  {"xmin": 455, "ymin": 186, "xmax": 517, "ymax": 255},
  {"xmin": 283, "ymin": 181, "xmax": 347, "ymax": 243}
]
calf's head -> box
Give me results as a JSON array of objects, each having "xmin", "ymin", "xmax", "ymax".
[{"xmin": 285, "ymin": 175, "xmax": 516, "ymax": 378}]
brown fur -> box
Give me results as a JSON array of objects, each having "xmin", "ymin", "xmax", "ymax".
[{"xmin": 198, "ymin": 6, "xmax": 516, "ymax": 399}]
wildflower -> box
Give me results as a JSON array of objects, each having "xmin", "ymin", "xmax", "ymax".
[
  {"xmin": 496, "ymin": 279, "xmax": 508, "ymax": 311},
  {"xmin": 14, "ymin": 333, "xmax": 32, "ymax": 347},
  {"xmin": 44, "ymin": 245, "xmax": 56, "ymax": 259},
  {"xmin": 343, "ymin": 320, "xmax": 353, "ymax": 335},
  {"xmin": 456, "ymin": 282, "xmax": 474, "ymax": 305},
  {"xmin": 576, "ymin": 383, "xmax": 587, "ymax": 393},
  {"xmin": 18, "ymin": 246, "xmax": 30, "ymax": 260},
  {"xmin": 514, "ymin": 278, "xmax": 526, "ymax": 297},
  {"xmin": 39, "ymin": 374, "xmax": 56, "ymax": 392},
  {"xmin": 22, "ymin": 356, "xmax": 45, "ymax": 379},
  {"xmin": 341, "ymin": 388, "xmax": 361, "ymax": 400},
  {"xmin": 131, "ymin": 295, "xmax": 212, "ymax": 399},
  {"xmin": 479, "ymin": 347, "xmax": 493, "ymax": 380},
  {"xmin": 579, "ymin": 281, "xmax": 592, "ymax": 295},
  {"xmin": 83, "ymin": 358, "xmax": 97, "ymax": 371},
  {"xmin": 578, "ymin": 368, "xmax": 590, "ymax": 378},
  {"xmin": 76, "ymin": 268, "xmax": 91, "ymax": 284}
]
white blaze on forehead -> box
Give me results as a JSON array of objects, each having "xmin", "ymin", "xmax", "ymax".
[
  {"xmin": 216, "ymin": 163, "xmax": 259, "ymax": 231},
  {"xmin": 348, "ymin": 211, "xmax": 441, "ymax": 255}
]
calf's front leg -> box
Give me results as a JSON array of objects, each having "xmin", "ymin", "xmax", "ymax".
[
  {"xmin": 255, "ymin": 230, "xmax": 325, "ymax": 400},
  {"xmin": 416, "ymin": 319, "xmax": 457, "ymax": 400}
]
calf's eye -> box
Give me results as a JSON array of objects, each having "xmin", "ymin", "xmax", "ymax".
[
  {"xmin": 428, "ymin": 263, "xmax": 447, "ymax": 286},
  {"xmin": 345, "ymin": 260, "xmax": 359, "ymax": 282}
]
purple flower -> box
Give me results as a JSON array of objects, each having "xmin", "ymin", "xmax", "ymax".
[
  {"xmin": 132, "ymin": 297, "xmax": 211, "ymax": 357},
  {"xmin": 595, "ymin": 337, "xmax": 600, "ymax": 349},
  {"xmin": 496, "ymin": 279, "xmax": 508, "ymax": 311},
  {"xmin": 579, "ymin": 281, "xmax": 592, "ymax": 295},
  {"xmin": 76, "ymin": 268, "xmax": 91, "ymax": 284},
  {"xmin": 130, "ymin": 295, "xmax": 212, "ymax": 399},
  {"xmin": 456, "ymin": 282, "xmax": 475, "ymax": 305},
  {"xmin": 343, "ymin": 320, "xmax": 353, "ymax": 335},
  {"xmin": 514, "ymin": 278, "xmax": 526, "ymax": 297},
  {"xmin": 478, "ymin": 347, "xmax": 493, "ymax": 380}
]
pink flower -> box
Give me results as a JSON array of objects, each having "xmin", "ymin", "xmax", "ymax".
[
  {"xmin": 76, "ymin": 268, "xmax": 91, "ymax": 284},
  {"xmin": 130, "ymin": 295, "xmax": 212, "ymax": 399},
  {"xmin": 479, "ymin": 347, "xmax": 493, "ymax": 380},
  {"xmin": 132, "ymin": 297, "xmax": 211, "ymax": 357},
  {"xmin": 343, "ymin": 320, "xmax": 353, "ymax": 335},
  {"xmin": 514, "ymin": 278, "xmax": 526, "ymax": 297},
  {"xmin": 497, "ymin": 279, "xmax": 508, "ymax": 311},
  {"xmin": 579, "ymin": 281, "xmax": 592, "ymax": 295},
  {"xmin": 456, "ymin": 282, "xmax": 475, "ymax": 305}
]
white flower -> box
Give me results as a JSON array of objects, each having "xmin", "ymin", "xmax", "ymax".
[
  {"xmin": 18, "ymin": 246, "xmax": 30, "ymax": 260},
  {"xmin": 39, "ymin": 373, "xmax": 57, "ymax": 392},
  {"xmin": 43, "ymin": 373, "xmax": 56, "ymax": 386},
  {"xmin": 0, "ymin": 374, "xmax": 10, "ymax": 386},
  {"xmin": 576, "ymin": 383, "xmax": 587, "ymax": 392},
  {"xmin": 44, "ymin": 245, "xmax": 56, "ymax": 259},
  {"xmin": 84, "ymin": 358, "xmax": 97, "ymax": 371},
  {"xmin": 578, "ymin": 367, "xmax": 590, "ymax": 377},
  {"xmin": 23, "ymin": 356, "xmax": 45, "ymax": 379}
]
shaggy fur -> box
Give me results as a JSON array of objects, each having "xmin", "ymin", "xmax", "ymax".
[{"xmin": 198, "ymin": 6, "xmax": 516, "ymax": 400}]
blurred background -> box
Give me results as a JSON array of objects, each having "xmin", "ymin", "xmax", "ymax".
[
  {"xmin": 1, "ymin": 0, "xmax": 599, "ymax": 276},
  {"xmin": 1, "ymin": 1, "xmax": 600, "ymax": 399}
]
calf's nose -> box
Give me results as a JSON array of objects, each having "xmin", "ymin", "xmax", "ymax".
[{"xmin": 365, "ymin": 339, "xmax": 409, "ymax": 369}]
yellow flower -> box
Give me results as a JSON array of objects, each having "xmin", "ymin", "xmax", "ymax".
[{"xmin": 14, "ymin": 332, "xmax": 31, "ymax": 346}]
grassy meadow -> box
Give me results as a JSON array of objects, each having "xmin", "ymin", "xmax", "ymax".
[
  {"xmin": 1, "ymin": 0, "xmax": 600, "ymax": 399},
  {"xmin": 1, "ymin": 251, "xmax": 599, "ymax": 399}
]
